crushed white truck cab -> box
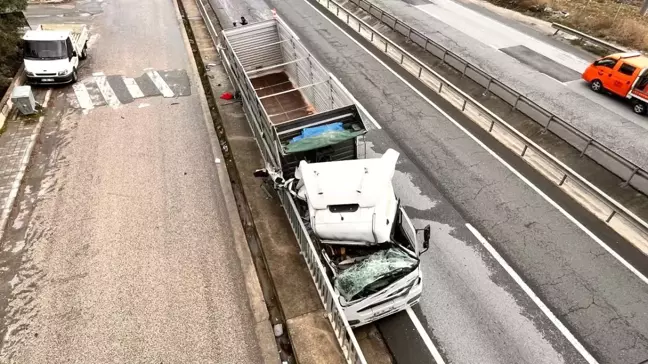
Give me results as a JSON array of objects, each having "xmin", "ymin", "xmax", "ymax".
[{"xmin": 23, "ymin": 24, "xmax": 89, "ymax": 85}]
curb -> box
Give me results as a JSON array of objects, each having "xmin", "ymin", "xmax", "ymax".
[
  {"xmin": 0, "ymin": 88, "xmax": 52, "ymax": 244},
  {"xmin": 169, "ymin": 0, "xmax": 280, "ymax": 362}
]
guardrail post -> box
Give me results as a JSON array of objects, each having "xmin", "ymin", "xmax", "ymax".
[
  {"xmin": 407, "ymin": 27, "xmax": 412, "ymax": 40},
  {"xmin": 418, "ymin": 67, "xmax": 422, "ymax": 78},
  {"xmin": 488, "ymin": 120, "xmax": 495, "ymax": 132},
  {"xmin": 438, "ymin": 82, "xmax": 443, "ymax": 93},
  {"xmin": 543, "ymin": 115, "xmax": 554, "ymax": 132},
  {"xmin": 424, "ymin": 38, "xmax": 428, "ymax": 51},
  {"xmin": 622, "ymin": 167, "xmax": 639, "ymax": 187},
  {"xmin": 520, "ymin": 145, "xmax": 528, "ymax": 157},
  {"xmin": 580, "ymin": 139, "xmax": 593, "ymax": 157},
  {"xmin": 400, "ymin": 54, "xmax": 404, "ymax": 64},
  {"xmin": 347, "ymin": 13, "xmax": 350, "ymax": 24},
  {"xmin": 462, "ymin": 63, "xmax": 468, "ymax": 78},
  {"xmin": 461, "ymin": 99, "xmax": 467, "ymax": 111},
  {"xmin": 442, "ymin": 50, "xmax": 447, "ymax": 64},
  {"xmin": 559, "ymin": 174, "xmax": 568, "ymax": 186},
  {"xmin": 605, "ymin": 210, "xmax": 617, "ymax": 223},
  {"xmin": 512, "ymin": 94, "xmax": 521, "ymax": 111}
]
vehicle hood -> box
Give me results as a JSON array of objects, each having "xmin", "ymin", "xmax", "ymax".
[{"xmin": 24, "ymin": 58, "xmax": 70, "ymax": 74}]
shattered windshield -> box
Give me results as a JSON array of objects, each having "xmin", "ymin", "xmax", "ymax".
[
  {"xmin": 334, "ymin": 247, "xmax": 418, "ymax": 302},
  {"xmin": 24, "ymin": 40, "xmax": 67, "ymax": 60}
]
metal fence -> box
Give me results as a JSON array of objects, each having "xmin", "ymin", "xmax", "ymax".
[
  {"xmin": 316, "ymin": 0, "xmax": 648, "ymax": 254},
  {"xmin": 196, "ymin": 0, "xmax": 369, "ymax": 361},
  {"xmin": 334, "ymin": 0, "xmax": 648, "ymax": 198}
]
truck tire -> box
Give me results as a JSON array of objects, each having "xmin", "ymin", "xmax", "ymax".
[
  {"xmin": 632, "ymin": 100, "xmax": 647, "ymax": 115},
  {"xmin": 72, "ymin": 68, "xmax": 78, "ymax": 83},
  {"xmin": 590, "ymin": 79, "xmax": 603, "ymax": 93}
]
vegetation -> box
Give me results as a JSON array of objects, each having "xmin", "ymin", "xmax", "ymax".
[
  {"xmin": 489, "ymin": 0, "xmax": 648, "ymax": 52},
  {"xmin": 0, "ymin": 0, "xmax": 27, "ymax": 99}
]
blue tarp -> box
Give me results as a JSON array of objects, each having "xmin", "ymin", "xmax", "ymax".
[{"xmin": 290, "ymin": 122, "xmax": 344, "ymax": 143}]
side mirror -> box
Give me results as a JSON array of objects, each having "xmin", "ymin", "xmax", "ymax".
[
  {"xmin": 417, "ymin": 224, "xmax": 431, "ymax": 253},
  {"xmin": 72, "ymin": 50, "xmax": 77, "ymax": 57}
]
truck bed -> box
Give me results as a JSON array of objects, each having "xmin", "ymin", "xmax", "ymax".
[
  {"xmin": 39, "ymin": 23, "xmax": 87, "ymax": 46},
  {"xmin": 251, "ymin": 72, "xmax": 312, "ymax": 125}
]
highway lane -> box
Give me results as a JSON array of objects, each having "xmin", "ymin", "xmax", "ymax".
[
  {"xmin": 0, "ymin": 0, "xmax": 263, "ymax": 362},
  {"xmin": 215, "ymin": 0, "xmax": 648, "ymax": 362}
]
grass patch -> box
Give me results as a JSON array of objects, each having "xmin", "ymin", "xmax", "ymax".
[{"xmin": 488, "ymin": 0, "xmax": 648, "ymax": 52}]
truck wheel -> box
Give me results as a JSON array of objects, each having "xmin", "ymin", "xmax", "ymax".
[
  {"xmin": 72, "ymin": 68, "xmax": 78, "ymax": 83},
  {"xmin": 590, "ymin": 79, "xmax": 603, "ymax": 93},
  {"xmin": 632, "ymin": 100, "xmax": 646, "ymax": 115}
]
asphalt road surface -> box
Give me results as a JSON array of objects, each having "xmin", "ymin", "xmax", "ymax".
[
  {"xmin": 213, "ymin": 0, "xmax": 648, "ymax": 362},
  {"xmin": 0, "ymin": 0, "xmax": 262, "ymax": 362}
]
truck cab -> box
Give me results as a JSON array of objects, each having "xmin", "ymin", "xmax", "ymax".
[
  {"xmin": 23, "ymin": 24, "xmax": 89, "ymax": 85},
  {"xmin": 289, "ymin": 149, "xmax": 430, "ymax": 326}
]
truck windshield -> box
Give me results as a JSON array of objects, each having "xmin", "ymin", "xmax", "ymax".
[
  {"xmin": 334, "ymin": 247, "xmax": 418, "ymax": 302},
  {"xmin": 24, "ymin": 40, "xmax": 67, "ymax": 60}
]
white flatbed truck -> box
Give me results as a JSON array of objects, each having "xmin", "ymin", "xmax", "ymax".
[
  {"xmin": 23, "ymin": 23, "xmax": 89, "ymax": 84},
  {"xmin": 217, "ymin": 13, "xmax": 430, "ymax": 335}
]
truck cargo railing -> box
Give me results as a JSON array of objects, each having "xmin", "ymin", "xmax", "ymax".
[
  {"xmin": 315, "ymin": 0, "xmax": 648, "ymax": 256},
  {"xmin": 215, "ymin": 14, "xmax": 368, "ymax": 364}
]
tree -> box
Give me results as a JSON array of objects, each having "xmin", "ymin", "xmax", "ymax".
[{"xmin": 0, "ymin": 0, "xmax": 27, "ymax": 96}]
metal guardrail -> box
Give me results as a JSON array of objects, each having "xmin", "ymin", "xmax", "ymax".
[
  {"xmin": 195, "ymin": 0, "xmax": 368, "ymax": 362},
  {"xmin": 278, "ymin": 189, "xmax": 368, "ymax": 364},
  {"xmin": 551, "ymin": 23, "xmax": 627, "ymax": 53},
  {"xmin": 338, "ymin": 0, "xmax": 648, "ymax": 199},
  {"xmin": 316, "ymin": 0, "xmax": 648, "ymax": 254}
]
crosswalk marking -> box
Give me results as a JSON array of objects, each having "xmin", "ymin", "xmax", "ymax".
[
  {"xmin": 68, "ymin": 69, "xmax": 191, "ymax": 112},
  {"xmin": 93, "ymin": 72, "xmax": 121, "ymax": 108},
  {"xmin": 72, "ymin": 83, "xmax": 94, "ymax": 112},
  {"xmin": 145, "ymin": 69, "xmax": 175, "ymax": 98},
  {"xmin": 122, "ymin": 77, "xmax": 144, "ymax": 99}
]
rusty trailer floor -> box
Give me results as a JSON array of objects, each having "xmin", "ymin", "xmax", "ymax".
[{"xmin": 251, "ymin": 72, "xmax": 312, "ymax": 124}]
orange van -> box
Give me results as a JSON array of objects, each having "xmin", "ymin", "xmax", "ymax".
[{"xmin": 582, "ymin": 52, "xmax": 648, "ymax": 114}]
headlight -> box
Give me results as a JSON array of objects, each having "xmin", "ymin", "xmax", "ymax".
[{"xmin": 57, "ymin": 70, "xmax": 69, "ymax": 76}]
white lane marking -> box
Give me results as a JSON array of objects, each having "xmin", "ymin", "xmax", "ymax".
[
  {"xmin": 93, "ymin": 72, "xmax": 121, "ymax": 108},
  {"xmin": 72, "ymin": 82, "xmax": 94, "ymax": 112},
  {"xmin": 406, "ymin": 307, "xmax": 446, "ymax": 364},
  {"xmin": 122, "ymin": 77, "xmax": 145, "ymax": 98},
  {"xmin": 43, "ymin": 88, "xmax": 53, "ymax": 108},
  {"xmin": 145, "ymin": 69, "xmax": 174, "ymax": 98},
  {"xmin": 466, "ymin": 224, "xmax": 599, "ymax": 364},
  {"xmin": 305, "ymin": 0, "xmax": 648, "ymax": 287}
]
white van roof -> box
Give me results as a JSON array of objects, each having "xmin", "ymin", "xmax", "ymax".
[
  {"xmin": 298, "ymin": 149, "xmax": 399, "ymax": 210},
  {"xmin": 23, "ymin": 30, "xmax": 70, "ymax": 41}
]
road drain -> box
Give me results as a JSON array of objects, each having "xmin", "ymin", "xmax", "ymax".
[{"xmin": 176, "ymin": 1, "xmax": 296, "ymax": 362}]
